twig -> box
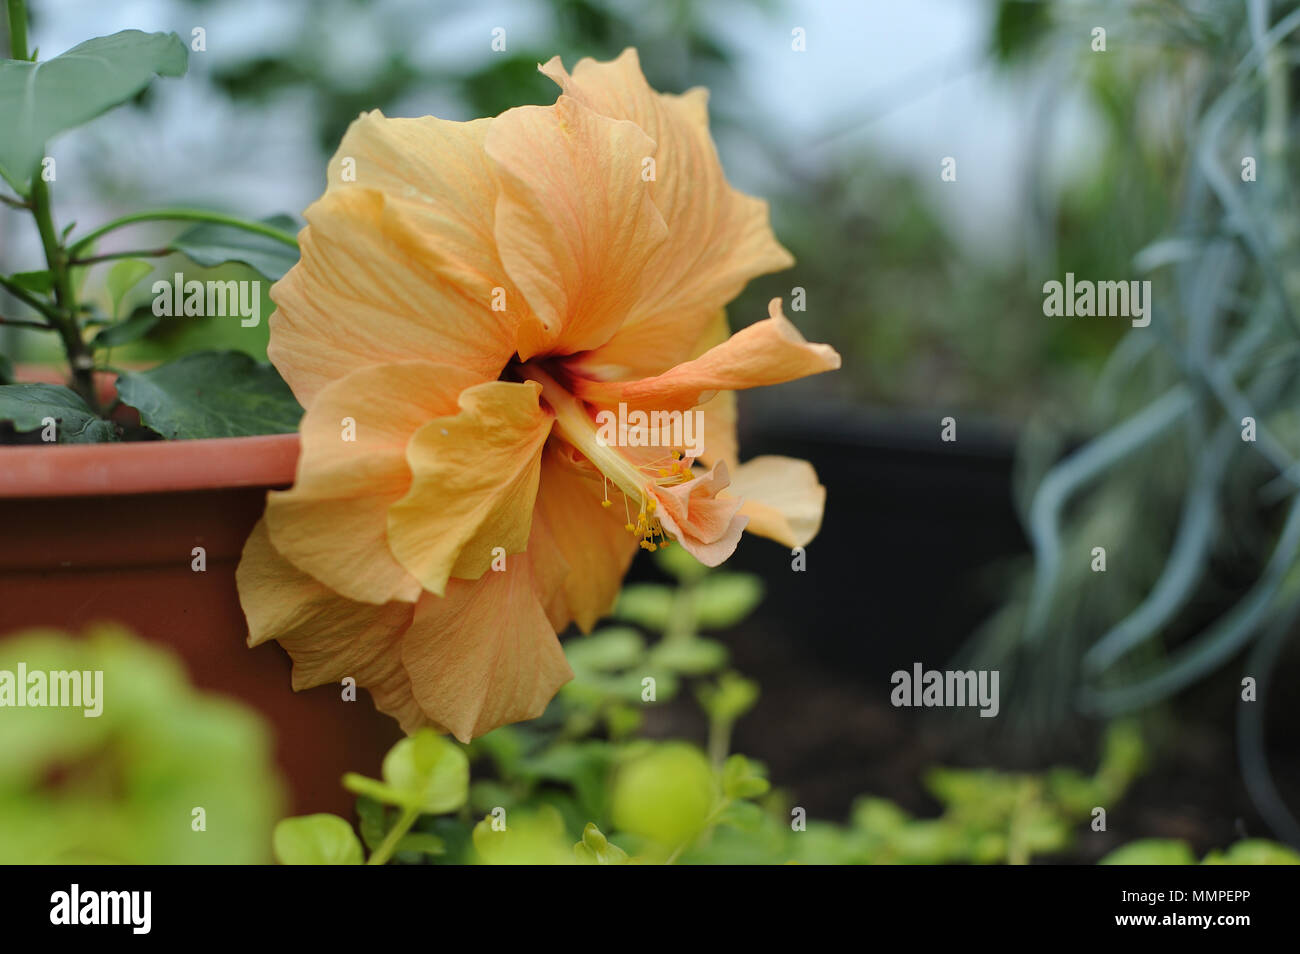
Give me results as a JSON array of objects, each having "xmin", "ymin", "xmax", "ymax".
[
  {"xmin": 69, "ymin": 247, "xmax": 174, "ymax": 266},
  {"xmin": 0, "ymin": 314, "xmax": 53, "ymax": 331}
]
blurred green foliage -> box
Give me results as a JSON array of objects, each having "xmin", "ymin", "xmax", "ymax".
[
  {"xmin": 1101, "ymin": 837, "xmax": 1300, "ymax": 865},
  {"xmin": 0, "ymin": 625, "xmax": 285, "ymax": 863},
  {"xmin": 275, "ymin": 553, "xmax": 1290, "ymax": 865}
]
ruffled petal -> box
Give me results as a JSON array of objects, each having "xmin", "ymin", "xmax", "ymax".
[
  {"xmin": 531, "ymin": 443, "xmax": 640, "ymax": 633},
  {"xmin": 236, "ymin": 520, "xmax": 428, "ymax": 733},
  {"xmin": 326, "ymin": 112, "xmax": 530, "ymax": 314},
  {"xmin": 541, "ymin": 50, "xmax": 794, "ymax": 380},
  {"xmin": 387, "ymin": 380, "xmax": 553, "ymax": 596},
  {"xmin": 269, "ymin": 185, "xmax": 514, "ymax": 409},
  {"xmin": 400, "ymin": 548, "xmax": 573, "ymax": 742},
  {"xmin": 264, "ymin": 361, "xmax": 481, "ymax": 605},
  {"xmin": 570, "ymin": 298, "xmax": 840, "ymax": 411},
  {"xmin": 726, "ymin": 456, "xmax": 826, "ymax": 548},
  {"xmin": 680, "ymin": 312, "xmax": 737, "ymax": 467},
  {"xmin": 653, "ymin": 461, "xmax": 748, "ymax": 566},
  {"xmin": 484, "ymin": 94, "xmax": 669, "ymax": 360}
]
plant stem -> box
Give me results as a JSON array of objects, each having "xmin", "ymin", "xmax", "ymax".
[
  {"xmin": 69, "ymin": 247, "xmax": 174, "ymax": 266},
  {"xmin": 366, "ymin": 805, "xmax": 420, "ymax": 866},
  {"xmin": 0, "ymin": 314, "xmax": 53, "ymax": 330},
  {"xmin": 6, "ymin": 0, "xmax": 28, "ymax": 60},
  {"xmin": 30, "ymin": 176, "xmax": 98, "ymax": 410},
  {"xmin": 665, "ymin": 582, "xmax": 696, "ymax": 642},
  {"xmin": 4, "ymin": 0, "xmax": 100, "ymax": 409},
  {"xmin": 707, "ymin": 714, "xmax": 733, "ymax": 769},
  {"xmin": 0, "ymin": 273, "xmax": 59, "ymax": 321},
  {"xmin": 69, "ymin": 209, "xmax": 298, "ymax": 257}
]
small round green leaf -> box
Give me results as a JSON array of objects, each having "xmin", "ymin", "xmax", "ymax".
[
  {"xmin": 381, "ymin": 729, "xmax": 469, "ymax": 814},
  {"xmin": 272, "ymin": 814, "xmax": 363, "ymax": 865}
]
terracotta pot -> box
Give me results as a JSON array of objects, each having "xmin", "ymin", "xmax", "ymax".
[{"xmin": 0, "ymin": 428, "xmax": 401, "ymax": 818}]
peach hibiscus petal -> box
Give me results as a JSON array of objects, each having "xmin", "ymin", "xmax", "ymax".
[
  {"xmin": 236, "ymin": 520, "xmax": 429, "ymax": 733},
  {"xmin": 681, "ymin": 312, "xmax": 738, "ymax": 467},
  {"xmin": 400, "ymin": 550, "xmax": 573, "ymax": 743},
  {"xmin": 269, "ymin": 185, "xmax": 515, "ymax": 409},
  {"xmin": 570, "ymin": 298, "xmax": 841, "ymax": 411},
  {"xmin": 653, "ymin": 461, "xmax": 748, "ymax": 566},
  {"xmin": 542, "ymin": 50, "xmax": 795, "ymax": 379},
  {"xmin": 531, "ymin": 444, "xmax": 640, "ymax": 633},
  {"xmin": 325, "ymin": 112, "xmax": 532, "ymax": 316},
  {"xmin": 264, "ymin": 360, "xmax": 482, "ymax": 605},
  {"xmin": 387, "ymin": 380, "xmax": 553, "ymax": 596},
  {"xmin": 483, "ymin": 94, "xmax": 669, "ymax": 360},
  {"xmin": 727, "ymin": 456, "xmax": 827, "ymax": 549}
]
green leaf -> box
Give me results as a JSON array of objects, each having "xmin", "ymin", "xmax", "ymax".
[
  {"xmin": 8, "ymin": 270, "xmax": 54, "ymax": 294},
  {"xmin": 574, "ymin": 822, "xmax": 629, "ymax": 864},
  {"xmin": 0, "ymin": 355, "xmax": 12, "ymax": 385},
  {"xmin": 850, "ymin": 797, "xmax": 913, "ymax": 836},
  {"xmin": 715, "ymin": 798, "xmax": 765, "ymax": 833},
  {"xmin": 647, "ymin": 636, "xmax": 728, "ymax": 675},
  {"xmin": 92, "ymin": 307, "xmax": 159, "ymax": 349},
  {"xmin": 695, "ymin": 672, "xmax": 760, "ymax": 725},
  {"xmin": 106, "ymin": 260, "xmax": 155, "ymax": 318},
  {"xmin": 341, "ymin": 773, "xmax": 405, "ymax": 807},
  {"xmin": 721, "ymin": 754, "xmax": 770, "ymax": 800},
  {"xmin": 172, "ymin": 214, "xmax": 300, "ymax": 281},
  {"xmin": 693, "ymin": 573, "xmax": 764, "ymax": 628},
  {"xmin": 0, "ymin": 31, "xmax": 188, "ymax": 191},
  {"xmin": 115, "ymin": 350, "xmax": 302, "ymax": 439},
  {"xmin": 393, "ymin": 831, "xmax": 446, "ymax": 857},
  {"xmin": 564, "ymin": 627, "xmax": 645, "ymax": 673},
  {"xmin": 612, "ymin": 744, "xmax": 717, "ymax": 851},
  {"xmin": 380, "ymin": 729, "xmax": 470, "ymax": 814},
  {"xmin": 0, "ymin": 383, "xmax": 116, "ymax": 443},
  {"xmin": 1099, "ymin": 839, "xmax": 1197, "ymax": 865},
  {"xmin": 1202, "ymin": 839, "xmax": 1300, "ymax": 865},
  {"xmin": 473, "ymin": 805, "xmax": 573, "ymax": 865},
  {"xmin": 613, "ymin": 583, "xmax": 675, "ymax": 631},
  {"xmin": 355, "ymin": 795, "xmax": 389, "ymax": 852},
  {"xmin": 272, "ymin": 814, "xmax": 364, "ymax": 865},
  {"xmin": 654, "ymin": 542, "xmax": 709, "ymax": 583}
]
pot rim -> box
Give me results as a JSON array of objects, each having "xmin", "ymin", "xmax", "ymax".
[{"xmin": 0, "ymin": 432, "xmax": 300, "ymax": 498}]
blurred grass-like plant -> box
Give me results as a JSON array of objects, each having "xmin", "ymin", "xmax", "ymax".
[{"xmin": 971, "ymin": 0, "xmax": 1300, "ymax": 844}]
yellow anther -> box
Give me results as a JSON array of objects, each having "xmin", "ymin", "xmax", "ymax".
[
  {"xmin": 624, "ymin": 523, "xmax": 635, "ymax": 533},
  {"xmin": 601, "ymin": 499, "xmax": 612, "ymax": 508}
]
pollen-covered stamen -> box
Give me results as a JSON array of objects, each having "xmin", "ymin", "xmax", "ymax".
[{"xmin": 518, "ymin": 363, "xmax": 694, "ymax": 547}]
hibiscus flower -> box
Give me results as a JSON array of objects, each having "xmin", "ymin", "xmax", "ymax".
[{"xmin": 237, "ymin": 49, "xmax": 840, "ymax": 741}]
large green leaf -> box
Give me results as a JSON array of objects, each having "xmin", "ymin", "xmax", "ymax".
[
  {"xmin": 115, "ymin": 351, "xmax": 302, "ymax": 439},
  {"xmin": 172, "ymin": 215, "xmax": 300, "ymax": 281},
  {"xmin": 0, "ymin": 383, "xmax": 117, "ymax": 442},
  {"xmin": 0, "ymin": 31, "xmax": 188, "ymax": 190},
  {"xmin": 106, "ymin": 259, "xmax": 155, "ymax": 318}
]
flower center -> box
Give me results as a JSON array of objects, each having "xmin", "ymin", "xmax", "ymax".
[{"xmin": 517, "ymin": 362, "xmax": 692, "ymax": 551}]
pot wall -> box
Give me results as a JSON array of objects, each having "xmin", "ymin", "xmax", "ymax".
[{"xmin": 0, "ymin": 437, "xmax": 400, "ymax": 818}]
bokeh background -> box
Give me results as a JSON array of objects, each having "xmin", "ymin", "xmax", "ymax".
[{"xmin": 4, "ymin": 0, "xmax": 1300, "ymax": 862}]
